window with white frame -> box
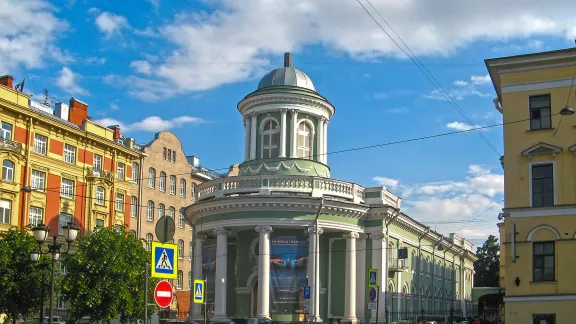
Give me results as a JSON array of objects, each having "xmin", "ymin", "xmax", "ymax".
[
  {"xmin": 177, "ymin": 270, "xmax": 183, "ymax": 289},
  {"xmin": 130, "ymin": 196, "xmax": 137, "ymax": 218},
  {"xmin": 34, "ymin": 134, "xmax": 48, "ymax": 155},
  {"xmin": 261, "ymin": 119, "xmax": 279, "ymax": 158},
  {"xmin": 61, "ymin": 178, "xmax": 74, "ymax": 199},
  {"xmin": 163, "ymin": 147, "xmax": 167, "ymax": 160},
  {"xmin": 529, "ymin": 94, "xmax": 551, "ymax": 130},
  {"xmin": 169, "ymin": 175, "xmax": 176, "ymax": 195},
  {"xmin": 115, "ymin": 193, "xmax": 124, "ymax": 211},
  {"xmin": 96, "ymin": 186, "xmax": 105, "ymax": 205},
  {"xmin": 29, "ymin": 207, "xmax": 43, "ymax": 227},
  {"xmin": 532, "ymin": 164, "xmax": 554, "ymax": 207},
  {"xmin": 95, "ymin": 219, "xmax": 104, "ymax": 229},
  {"xmin": 147, "ymin": 201, "xmax": 154, "ymax": 221},
  {"xmin": 1, "ymin": 122, "xmax": 12, "ymax": 139},
  {"xmin": 31, "ymin": 170, "xmax": 45, "ymax": 191},
  {"xmin": 188, "ymin": 271, "xmax": 191, "ymax": 289},
  {"xmin": 297, "ymin": 122, "xmax": 312, "ymax": 159},
  {"xmin": 63, "ymin": 144, "xmax": 76, "ymax": 164},
  {"xmin": 171, "ymin": 150, "xmax": 176, "ymax": 162},
  {"xmin": 189, "ymin": 241, "xmax": 193, "ymax": 260},
  {"xmin": 0, "ymin": 199, "xmax": 10, "ymax": 224},
  {"xmin": 178, "ymin": 209, "xmax": 185, "ymax": 228},
  {"xmin": 159, "ymin": 172, "xmax": 166, "ymax": 192},
  {"xmin": 180, "ymin": 179, "xmax": 186, "ymax": 198},
  {"xmin": 148, "ymin": 168, "xmax": 156, "ymax": 188},
  {"xmin": 158, "ymin": 203, "xmax": 165, "ymax": 218},
  {"xmin": 117, "ymin": 163, "xmax": 125, "ymax": 180},
  {"xmin": 2, "ymin": 160, "xmax": 14, "ymax": 182},
  {"xmin": 132, "ymin": 162, "xmax": 139, "ymax": 183},
  {"xmin": 146, "ymin": 233, "xmax": 153, "ymax": 250},
  {"xmin": 94, "ymin": 154, "xmax": 102, "ymax": 172},
  {"xmin": 178, "ymin": 240, "xmax": 184, "ymax": 259},
  {"xmin": 168, "ymin": 206, "xmax": 175, "ymax": 218},
  {"xmin": 58, "ymin": 213, "xmax": 73, "ymax": 235},
  {"xmin": 190, "ymin": 183, "xmax": 195, "ymax": 201}
]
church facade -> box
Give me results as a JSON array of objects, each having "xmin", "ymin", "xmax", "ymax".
[{"xmin": 186, "ymin": 53, "xmax": 477, "ymax": 323}]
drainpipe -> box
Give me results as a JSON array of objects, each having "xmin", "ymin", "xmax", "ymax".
[
  {"xmin": 312, "ymin": 196, "xmax": 323, "ymax": 322},
  {"xmin": 384, "ymin": 209, "xmax": 400, "ymax": 320},
  {"xmin": 21, "ymin": 117, "xmax": 33, "ymax": 228},
  {"xmin": 416, "ymin": 227, "xmax": 430, "ymax": 321},
  {"xmin": 443, "ymin": 243, "xmax": 454, "ymax": 311},
  {"xmin": 137, "ymin": 153, "xmax": 146, "ymax": 238}
]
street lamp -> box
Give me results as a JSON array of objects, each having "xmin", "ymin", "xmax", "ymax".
[{"xmin": 30, "ymin": 222, "xmax": 80, "ymax": 324}]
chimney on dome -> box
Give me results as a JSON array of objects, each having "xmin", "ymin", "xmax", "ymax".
[
  {"xmin": 284, "ymin": 52, "xmax": 292, "ymax": 68},
  {"xmin": 68, "ymin": 98, "xmax": 90, "ymax": 127},
  {"xmin": 0, "ymin": 75, "xmax": 14, "ymax": 89}
]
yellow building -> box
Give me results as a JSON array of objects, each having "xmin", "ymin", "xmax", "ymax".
[
  {"xmin": 486, "ymin": 48, "xmax": 576, "ymax": 324},
  {"xmin": 0, "ymin": 75, "xmax": 141, "ymax": 236}
]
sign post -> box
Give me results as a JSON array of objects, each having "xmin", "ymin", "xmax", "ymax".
[
  {"xmin": 303, "ymin": 285, "xmax": 311, "ymax": 317},
  {"xmin": 154, "ymin": 280, "xmax": 173, "ymax": 308},
  {"xmin": 151, "ymin": 241, "xmax": 178, "ymax": 279},
  {"xmin": 368, "ymin": 269, "xmax": 379, "ymax": 323}
]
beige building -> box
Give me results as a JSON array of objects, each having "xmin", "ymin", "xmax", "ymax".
[{"xmin": 130, "ymin": 131, "xmax": 220, "ymax": 316}]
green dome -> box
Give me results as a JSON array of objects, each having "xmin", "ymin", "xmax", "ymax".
[{"xmin": 257, "ymin": 67, "xmax": 316, "ymax": 92}]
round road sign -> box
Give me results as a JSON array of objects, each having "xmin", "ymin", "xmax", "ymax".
[
  {"xmin": 155, "ymin": 216, "xmax": 176, "ymax": 243},
  {"xmin": 369, "ymin": 287, "xmax": 378, "ymax": 302},
  {"xmin": 154, "ymin": 280, "xmax": 173, "ymax": 308}
]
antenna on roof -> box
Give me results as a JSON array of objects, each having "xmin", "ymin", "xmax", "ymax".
[
  {"xmin": 284, "ymin": 52, "xmax": 292, "ymax": 68},
  {"xmin": 14, "ymin": 77, "xmax": 25, "ymax": 92},
  {"xmin": 43, "ymin": 89, "xmax": 49, "ymax": 105}
]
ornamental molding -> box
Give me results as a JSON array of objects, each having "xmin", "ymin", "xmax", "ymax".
[
  {"xmin": 498, "ymin": 61, "xmax": 576, "ymax": 75},
  {"xmin": 213, "ymin": 227, "xmax": 230, "ymax": 236},
  {"xmin": 238, "ymin": 161, "xmax": 330, "ymax": 177},
  {"xmin": 306, "ymin": 226, "xmax": 324, "ymax": 235},
  {"xmin": 255, "ymin": 225, "xmax": 273, "ymax": 234},
  {"xmin": 343, "ymin": 232, "xmax": 360, "ymax": 239},
  {"xmin": 238, "ymin": 93, "xmax": 335, "ymax": 117}
]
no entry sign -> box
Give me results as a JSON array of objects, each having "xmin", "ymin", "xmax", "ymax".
[{"xmin": 154, "ymin": 280, "xmax": 173, "ymax": 308}]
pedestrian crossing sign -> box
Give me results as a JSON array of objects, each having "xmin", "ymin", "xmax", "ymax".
[
  {"xmin": 151, "ymin": 241, "xmax": 178, "ymax": 279},
  {"xmin": 193, "ymin": 280, "xmax": 205, "ymax": 304},
  {"xmin": 368, "ymin": 268, "xmax": 378, "ymax": 288}
]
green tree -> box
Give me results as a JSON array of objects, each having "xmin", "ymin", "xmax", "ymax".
[
  {"xmin": 61, "ymin": 227, "xmax": 158, "ymax": 324},
  {"xmin": 473, "ymin": 235, "xmax": 500, "ymax": 287},
  {"xmin": 0, "ymin": 227, "xmax": 49, "ymax": 324}
]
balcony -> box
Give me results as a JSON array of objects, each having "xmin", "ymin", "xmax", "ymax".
[
  {"xmin": 388, "ymin": 258, "xmax": 408, "ymax": 272},
  {"xmin": 191, "ymin": 165, "xmax": 223, "ymax": 180},
  {"xmin": 0, "ymin": 137, "xmax": 23, "ymax": 154},
  {"xmin": 86, "ymin": 167, "xmax": 115, "ymax": 182},
  {"xmin": 195, "ymin": 174, "xmax": 365, "ymax": 203}
]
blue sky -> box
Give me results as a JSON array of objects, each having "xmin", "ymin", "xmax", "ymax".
[{"xmin": 3, "ymin": 0, "xmax": 576, "ymax": 245}]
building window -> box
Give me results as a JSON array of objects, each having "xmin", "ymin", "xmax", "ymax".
[
  {"xmin": 533, "ymin": 314, "xmax": 555, "ymax": 324},
  {"xmin": 148, "ymin": 168, "xmax": 156, "ymax": 188},
  {"xmin": 2, "ymin": 160, "xmax": 14, "ymax": 182},
  {"xmin": 168, "ymin": 206, "xmax": 175, "ymax": 218},
  {"xmin": 178, "ymin": 209, "xmax": 185, "ymax": 228},
  {"xmin": 159, "ymin": 172, "xmax": 166, "ymax": 192},
  {"xmin": 190, "ymin": 183, "xmax": 195, "ymax": 201},
  {"xmin": 34, "ymin": 134, "xmax": 48, "ymax": 155},
  {"xmin": 93, "ymin": 154, "xmax": 102, "ymax": 172},
  {"xmin": 177, "ymin": 270, "xmax": 183, "ymax": 289},
  {"xmin": 116, "ymin": 193, "xmax": 124, "ymax": 211},
  {"xmin": 533, "ymin": 241, "xmax": 555, "ymax": 282},
  {"xmin": 31, "ymin": 170, "xmax": 45, "ymax": 191},
  {"xmin": 261, "ymin": 119, "xmax": 279, "ymax": 158},
  {"xmin": 297, "ymin": 122, "xmax": 312, "ymax": 159},
  {"xmin": 387, "ymin": 242, "xmax": 394, "ymax": 266},
  {"xmin": 0, "ymin": 199, "xmax": 10, "ymax": 224},
  {"xmin": 117, "ymin": 163, "xmax": 125, "ymax": 180},
  {"xmin": 61, "ymin": 178, "xmax": 74, "ymax": 199},
  {"xmin": 171, "ymin": 150, "xmax": 176, "ymax": 162},
  {"xmin": 63, "ymin": 144, "xmax": 76, "ymax": 164},
  {"xmin": 158, "ymin": 203, "xmax": 165, "ymax": 218},
  {"xmin": 132, "ymin": 162, "xmax": 139, "ymax": 183},
  {"xmin": 147, "ymin": 201, "xmax": 154, "ymax": 221},
  {"xmin": 95, "ymin": 219, "xmax": 104, "ymax": 229},
  {"xmin": 178, "ymin": 240, "xmax": 184, "ymax": 259},
  {"xmin": 29, "ymin": 207, "xmax": 43, "ymax": 227},
  {"xmin": 163, "ymin": 147, "xmax": 167, "ymax": 160},
  {"xmin": 114, "ymin": 225, "xmax": 123, "ymax": 232},
  {"xmin": 58, "ymin": 213, "xmax": 73, "ymax": 235},
  {"xmin": 188, "ymin": 271, "xmax": 192, "ymax": 289},
  {"xmin": 146, "ymin": 233, "xmax": 153, "ymax": 250},
  {"xmin": 180, "ymin": 179, "xmax": 186, "ymax": 198},
  {"xmin": 169, "ymin": 175, "xmax": 176, "ymax": 195},
  {"xmin": 189, "ymin": 241, "xmax": 193, "ymax": 260},
  {"xmin": 529, "ymin": 95, "xmax": 551, "ymax": 130},
  {"xmin": 95, "ymin": 186, "xmax": 105, "ymax": 205},
  {"xmin": 129, "ymin": 230, "xmax": 136, "ymax": 237},
  {"xmin": 1, "ymin": 122, "xmax": 13, "ymax": 139},
  {"xmin": 130, "ymin": 196, "xmax": 137, "ymax": 218},
  {"xmin": 532, "ymin": 164, "xmax": 554, "ymax": 207}
]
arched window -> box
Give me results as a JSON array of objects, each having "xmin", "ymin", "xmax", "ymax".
[
  {"xmin": 158, "ymin": 203, "xmax": 165, "ymax": 218},
  {"xmin": 96, "ymin": 186, "xmax": 105, "ymax": 205},
  {"xmin": 178, "ymin": 240, "xmax": 184, "ymax": 259},
  {"xmin": 130, "ymin": 196, "xmax": 137, "ymax": 218},
  {"xmin": 132, "ymin": 162, "xmax": 139, "ymax": 183},
  {"xmin": 145, "ymin": 233, "xmax": 153, "ymax": 250},
  {"xmin": 297, "ymin": 122, "xmax": 312, "ymax": 159},
  {"xmin": 169, "ymin": 175, "xmax": 176, "ymax": 195},
  {"xmin": 159, "ymin": 172, "xmax": 166, "ymax": 192},
  {"xmin": 180, "ymin": 179, "xmax": 186, "ymax": 198},
  {"xmin": 168, "ymin": 206, "xmax": 175, "ymax": 218},
  {"xmin": 2, "ymin": 160, "xmax": 14, "ymax": 182},
  {"xmin": 148, "ymin": 168, "xmax": 156, "ymax": 188},
  {"xmin": 261, "ymin": 119, "xmax": 279, "ymax": 158},
  {"xmin": 147, "ymin": 201, "xmax": 154, "ymax": 221}
]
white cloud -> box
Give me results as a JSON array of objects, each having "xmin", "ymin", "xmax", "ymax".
[
  {"xmin": 492, "ymin": 39, "xmax": 545, "ymax": 53},
  {"xmin": 109, "ymin": 103, "xmax": 119, "ymax": 110},
  {"xmin": 94, "ymin": 115, "xmax": 204, "ymax": 132},
  {"xmin": 130, "ymin": 60, "xmax": 152, "ymax": 75},
  {"xmin": 453, "ymin": 80, "xmax": 468, "ymax": 86},
  {"xmin": 86, "ymin": 57, "xmax": 106, "ymax": 64},
  {"xmin": 94, "ymin": 12, "xmax": 129, "ymax": 39},
  {"xmin": 372, "ymin": 176, "xmax": 399, "ymax": 189},
  {"xmin": 446, "ymin": 121, "xmax": 487, "ymax": 132},
  {"xmin": 0, "ymin": 0, "xmax": 67, "ymax": 72},
  {"xmin": 56, "ymin": 67, "xmax": 88, "ymax": 96},
  {"xmin": 373, "ymin": 164, "xmax": 504, "ymax": 240},
  {"xmin": 112, "ymin": 0, "xmax": 576, "ymax": 100},
  {"xmin": 427, "ymin": 73, "xmax": 494, "ymax": 101},
  {"xmin": 470, "ymin": 74, "xmax": 491, "ymax": 85}
]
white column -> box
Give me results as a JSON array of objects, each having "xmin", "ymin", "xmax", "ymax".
[
  {"xmin": 244, "ymin": 116, "xmax": 251, "ymax": 161},
  {"xmin": 316, "ymin": 117, "xmax": 324, "ymax": 163},
  {"xmin": 370, "ymin": 233, "xmax": 386, "ymax": 322},
  {"xmin": 213, "ymin": 228, "xmax": 230, "ymax": 321},
  {"xmin": 307, "ymin": 226, "xmax": 323, "ymax": 322},
  {"xmin": 250, "ymin": 113, "xmax": 258, "ymax": 160},
  {"xmin": 280, "ymin": 109, "xmax": 287, "ymax": 158},
  {"xmin": 255, "ymin": 225, "xmax": 273, "ymax": 319},
  {"xmin": 191, "ymin": 234, "xmax": 207, "ymax": 320},
  {"xmin": 322, "ymin": 119, "xmax": 328, "ymax": 164},
  {"xmin": 356, "ymin": 234, "xmax": 368, "ymax": 321},
  {"xmin": 290, "ymin": 109, "xmax": 299, "ymax": 158},
  {"xmin": 461, "ymin": 263, "xmax": 466, "ymax": 314},
  {"xmin": 343, "ymin": 232, "xmax": 359, "ymax": 323}
]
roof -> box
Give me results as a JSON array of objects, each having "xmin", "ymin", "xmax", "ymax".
[{"xmin": 258, "ymin": 67, "xmax": 316, "ymax": 91}]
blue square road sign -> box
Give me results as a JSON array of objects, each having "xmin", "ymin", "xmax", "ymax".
[{"xmin": 303, "ymin": 286, "xmax": 311, "ymax": 300}]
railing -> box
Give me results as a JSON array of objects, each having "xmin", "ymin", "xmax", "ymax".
[
  {"xmin": 195, "ymin": 174, "xmax": 365, "ymax": 203},
  {"xmin": 86, "ymin": 167, "xmax": 115, "ymax": 182},
  {"xmin": 0, "ymin": 137, "xmax": 23, "ymax": 154},
  {"xmin": 192, "ymin": 165, "xmax": 223, "ymax": 179}
]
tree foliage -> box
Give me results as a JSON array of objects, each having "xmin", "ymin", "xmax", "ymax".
[
  {"xmin": 61, "ymin": 227, "xmax": 158, "ymax": 324},
  {"xmin": 0, "ymin": 227, "xmax": 49, "ymax": 323},
  {"xmin": 473, "ymin": 235, "xmax": 500, "ymax": 287}
]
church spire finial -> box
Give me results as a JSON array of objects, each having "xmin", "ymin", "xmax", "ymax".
[{"xmin": 284, "ymin": 52, "xmax": 292, "ymax": 68}]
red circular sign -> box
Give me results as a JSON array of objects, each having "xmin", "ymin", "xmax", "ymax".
[{"xmin": 154, "ymin": 280, "xmax": 173, "ymax": 308}]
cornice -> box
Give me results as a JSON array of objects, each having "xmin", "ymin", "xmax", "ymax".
[{"xmin": 237, "ymin": 93, "xmax": 335, "ymax": 117}]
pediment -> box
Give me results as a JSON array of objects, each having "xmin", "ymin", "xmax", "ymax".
[{"xmin": 522, "ymin": 142, "xmax": 562, "ymax": 157}]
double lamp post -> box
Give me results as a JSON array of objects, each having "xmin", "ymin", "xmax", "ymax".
[{"xmin": 29, "ymin": 222, "xmax": 80, "ymax": 324}]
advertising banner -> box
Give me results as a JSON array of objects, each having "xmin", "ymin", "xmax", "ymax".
[
  {"xmin": 201, "ymin": 239, "xmax": 216, "ymax": 317},
  {"xmin": 270, "ymin": 235, "xmax": 308, "ymax": 314}
]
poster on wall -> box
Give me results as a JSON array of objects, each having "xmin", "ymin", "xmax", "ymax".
[
  {"xmin": 270, "ymin": 236, "xmax": 308, "ymax": 314},
  {"xmin": 201, "ymin": 240, "xmax": 216, "ymax": 317}
]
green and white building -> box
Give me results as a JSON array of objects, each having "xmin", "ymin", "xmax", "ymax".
[{"xmin": 186, "ymin": 53, "xmax": 476, "ymax": 323}]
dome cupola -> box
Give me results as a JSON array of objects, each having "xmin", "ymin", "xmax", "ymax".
[{"xmin": 257, "ymin": 53, "xmax": 316, "ymax": 91}]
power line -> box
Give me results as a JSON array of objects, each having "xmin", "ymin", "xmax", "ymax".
[{"xmin": 451, "ymin": 200, "xmax": 504, "ymax": 233}]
